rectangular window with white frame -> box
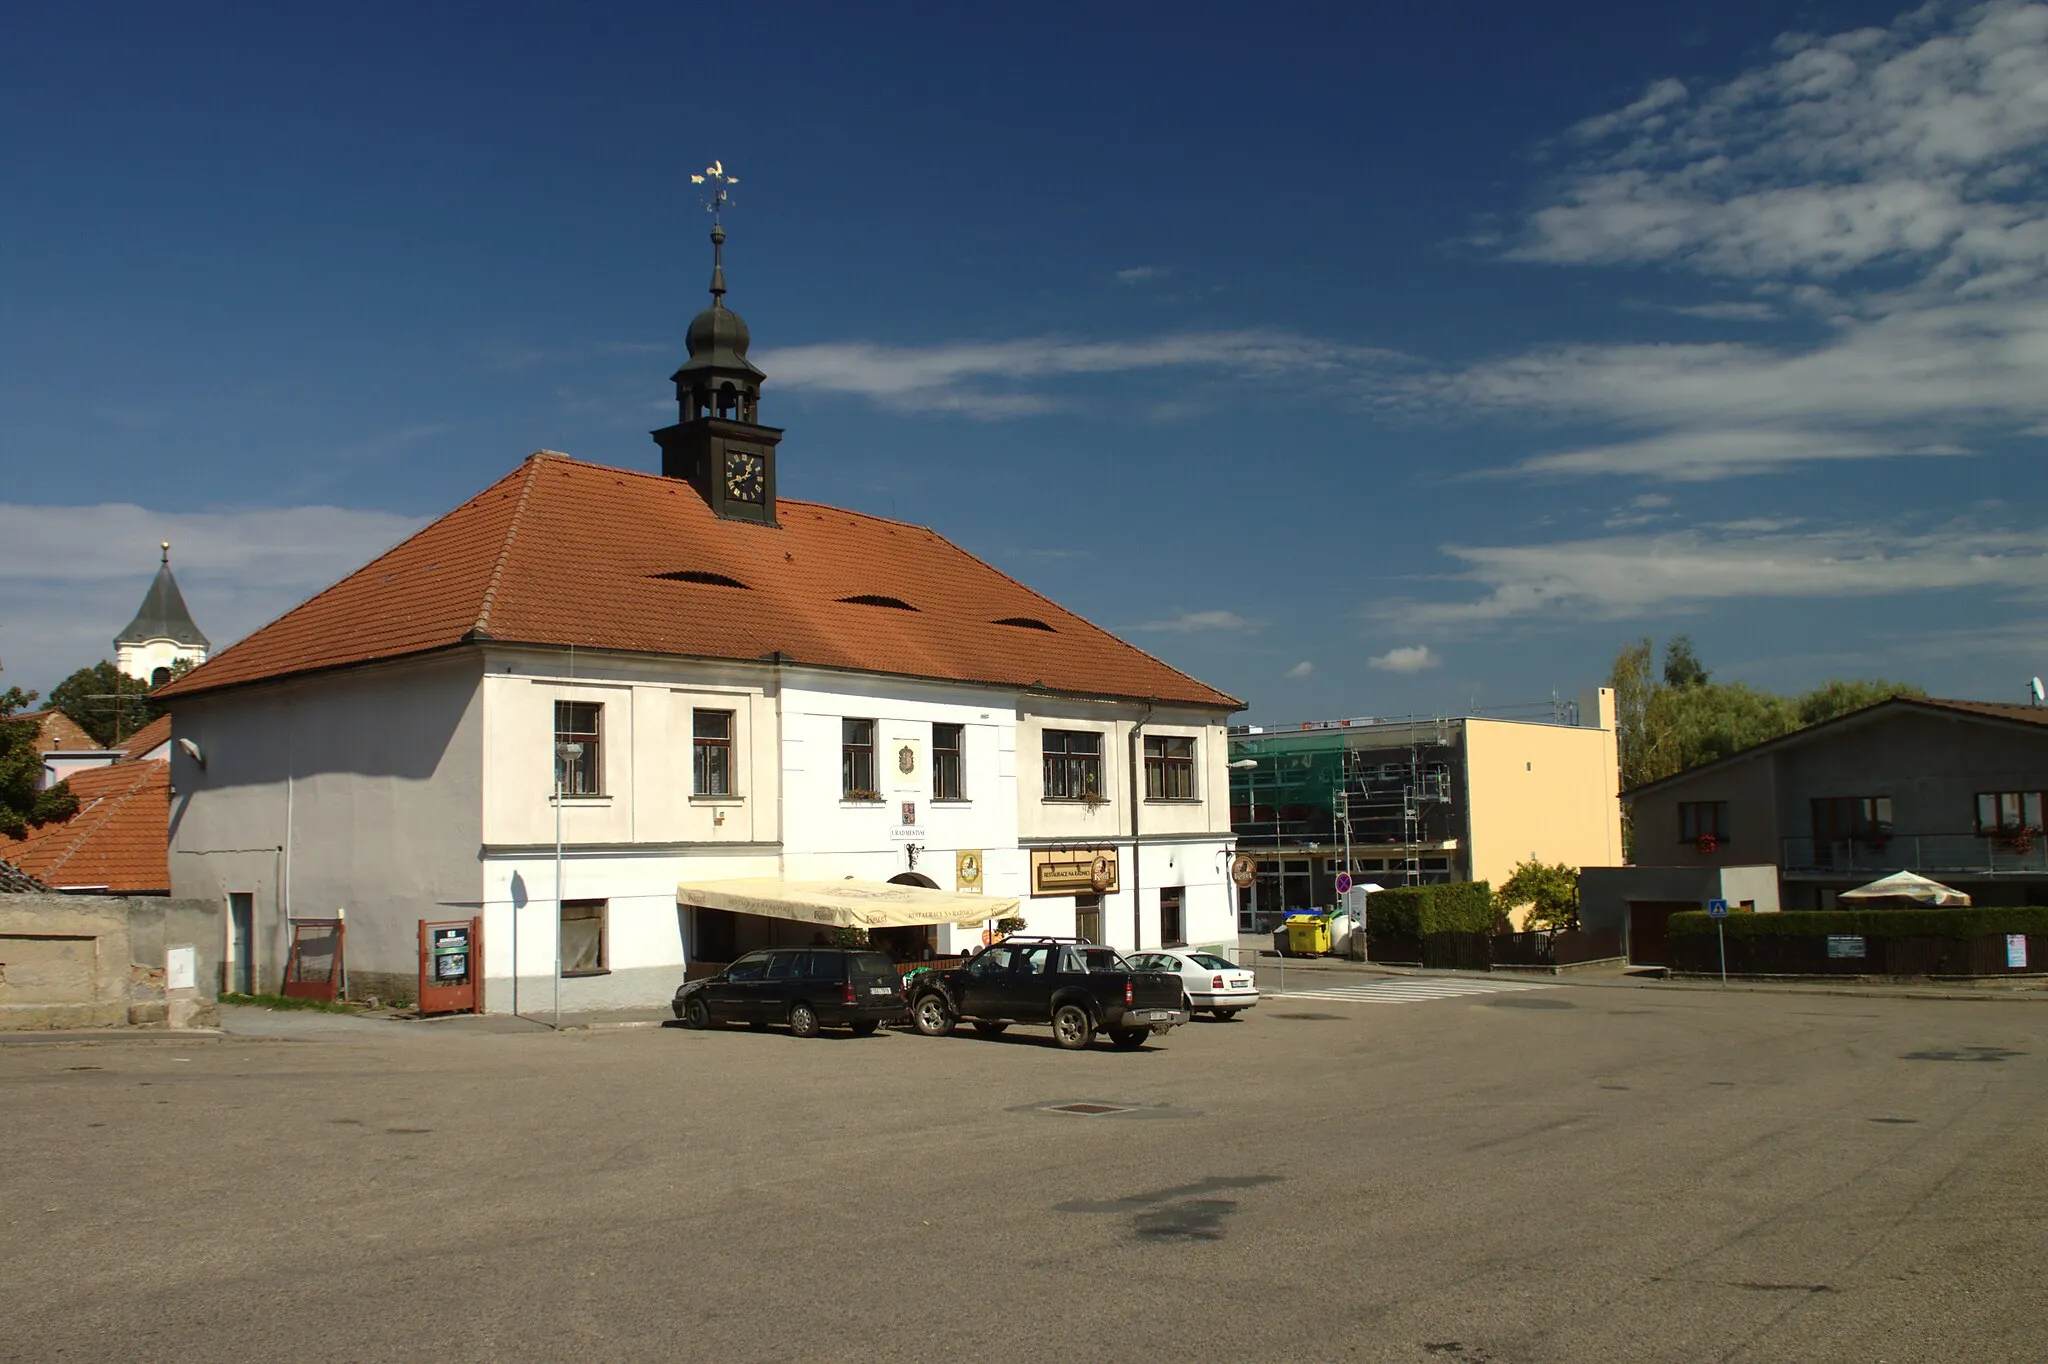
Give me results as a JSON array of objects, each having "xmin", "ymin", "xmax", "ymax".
[
  {"xmin": 932, "ymin": 722, "xmax": 965, "ymax": 801},
  {"xmin": 1976, "ymin": 790, "xmax": 2044, "ymax": 835},
  {"xmin": 560, "ymin": 899, "xmax": 607, "ymax": 975},
  {"xmin": 1042, "ymin": 729, "xmax": 1103, "ymax": 800},
  {"xmin": 693, "ymin": 709, "xmax": 734, "ymax": 796},
  {"xmin": 554, "ymin": 701, "xmax": 602, "ymax": 796},
  {"xmin": 1144, "ymin": 734, "xmax": 1197, "ymax": 801},
  {"xmin": 842, "ymin": 718, "xmax": 877, "ymax": 799}
]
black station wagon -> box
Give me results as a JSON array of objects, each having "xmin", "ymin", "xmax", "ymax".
[{"xmin": 672, "ymin": 947, "xmax": 903, "ymax": 1037}]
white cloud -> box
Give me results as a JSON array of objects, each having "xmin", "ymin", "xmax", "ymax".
[
  {"xmin": 1285, "ymin": 660, "xmax": 1315, "ymax": 678},
  {"xmin": 759, "ymin": 331, "xmax": 1401, "ymax": 418},
  {"xmin": 0, "ymin": 501, "xmax": 425, "ymax": 695},
  {"xmin": 1369, "ymin": 645, "xmax": 1441, "ymax": 673},
  {"xmin": 1669, "ymin": 301, "xmax": 1780, "ymax": 321},
  {"xmin": 1131, "ymin": 609, "xmax": 1257, "ymax": 634},
  {"xmin": 1395, "ymin": 515, "xmax": 2048, "ymax": 628},
  {"xmin": 1410, "ymin": 2, "xmax": 2048, "ymax": 482},
  {"xmin": 1115, "ymin": 265, "xmax": 1169, "ymax": 284}
]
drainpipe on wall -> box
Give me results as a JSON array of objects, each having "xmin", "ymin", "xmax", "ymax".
[{"xmin": 1127, "ymin": 698, "xmax": 1157, "ymax": 951}]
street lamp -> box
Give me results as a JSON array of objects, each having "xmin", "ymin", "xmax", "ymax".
[{"xmin": 553, "ymin": 740, "xmax": 583, "ymax": 1030}]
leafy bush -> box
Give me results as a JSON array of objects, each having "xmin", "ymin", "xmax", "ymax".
[
  {"xmin": 1493, "ymin": 860, "xmax": 1579, "ymax": 930},
  {"xmin": 1668, "ymin": 907, "xmax": 2048, "ymax": 940},
  {"xmin": 1367, "ymin": 882, "xmax": 1497, "ymax": 936}
]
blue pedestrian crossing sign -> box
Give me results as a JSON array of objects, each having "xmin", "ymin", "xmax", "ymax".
[{"xmin": 1707, "ymin": 898, "xmax": 1729, "ymax": 918}]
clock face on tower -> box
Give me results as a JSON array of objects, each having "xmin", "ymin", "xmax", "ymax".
[{"xmin": 724, "ymin": 450, "xmax": 765, "ymax": 504}]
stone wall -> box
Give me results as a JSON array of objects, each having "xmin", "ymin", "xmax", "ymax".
[{"xmin": 0, "ymin": 895, "xmax": 221, "ymax": 1030}]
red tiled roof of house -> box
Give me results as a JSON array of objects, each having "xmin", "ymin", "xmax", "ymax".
[
  {"xmin": 157, "ymin": 452, "xmax": 1242, "ymax": 709},
  {"xmin": 0, "ymin": 761, "xmax": 169, "ymax": 894},
  {"xmin": 116, "ymin": 714, "xmax": 173, "ymax": 761},
  {"xmin": 10, "ymin": 710, "xmax": 102, "ymax": 752},
  {"xmin": 1908, "ymin": 697, "xmax": 2048, "ymax": 727}
]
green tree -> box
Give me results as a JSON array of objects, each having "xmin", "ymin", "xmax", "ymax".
[
  {"xmin": 1, "ymin": 683, "xmax": 79, "ymax": 841},
  {"xmin": 48, "ymin": 660, "xmax": 164, "ymax": 747},
  {"xmin": 1494, "ymin": 859, "xmax": 1579, "ymax": 931},
  {"xmin": 1662, "ymin": 635, "xmax": 1711, "ymax": 690},
  {"xmin": 1604, "ymin": 637, "xmax": 1927, "ymax": 862},
  {"xmin": 1794, "ymin": 678, "xmax": 1925, "ymax": 727}
]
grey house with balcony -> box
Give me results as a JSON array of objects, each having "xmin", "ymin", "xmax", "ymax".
[{"xmin": 1624, "ymin": 697, "xmax": 2048, "ymax": 914}]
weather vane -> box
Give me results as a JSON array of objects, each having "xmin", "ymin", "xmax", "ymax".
[{"xmin": 690, "ymin": 160, "xmax": 738, "ymax": 224}]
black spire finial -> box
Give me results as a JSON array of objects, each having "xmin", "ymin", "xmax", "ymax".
[
  {"xmin": 709, "ymin": 223, "xmax": 726, "ymax": 309},
  {"xmin": 160, "ymin": 540, "xmax": 170, "ymax": 565}
]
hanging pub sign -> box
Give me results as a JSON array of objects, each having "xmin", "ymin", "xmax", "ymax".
[
  {"xmin": 956, "ymin": 849, "xmax": 984, "ymax": 893},
  {"xmin": 1030, "ymin": 848, "xmax": 1119, "ymax": 897}
]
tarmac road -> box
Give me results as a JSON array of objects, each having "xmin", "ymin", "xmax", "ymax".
[{"xmin": 5, "ymin": 979, "xmax": 2045, "ymax": 1362}]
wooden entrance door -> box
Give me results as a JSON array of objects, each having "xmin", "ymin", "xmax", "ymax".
[{"xmin": 1627, "ymin": 901, "xmax": 1696, "ymax": 966}]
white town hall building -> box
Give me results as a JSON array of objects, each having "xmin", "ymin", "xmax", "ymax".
[{"xmin": 158, "ymin": 222, "xmax": 1244, "ymax": 1012}]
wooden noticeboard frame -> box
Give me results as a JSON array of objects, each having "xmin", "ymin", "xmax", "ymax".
[{"xmin": 1029, "ymin": 848, "xmax": 1119, "ymax": 898}]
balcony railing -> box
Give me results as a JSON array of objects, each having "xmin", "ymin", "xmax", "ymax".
[{"xmin": 1779, "ymin": 833, "xmax": 2048, "ymax": 877}]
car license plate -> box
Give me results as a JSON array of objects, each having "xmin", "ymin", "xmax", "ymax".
[
  {"xmin": 1148, "ymin": 1010, "xmax": 1170, "ymax": 1021},
  {"xmin": 869, "ymin": 987, "xmax": 894, "ymax": 995}
]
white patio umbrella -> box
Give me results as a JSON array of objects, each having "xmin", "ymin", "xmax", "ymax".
[{"xmin": 1836, "ymin": 870, "xmax": 1972, "ymax": 907}]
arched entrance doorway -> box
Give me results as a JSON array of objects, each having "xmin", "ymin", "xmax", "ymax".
[{"xmin": 874, "ymin": 872, "xmax": 941, "ymax": 962}]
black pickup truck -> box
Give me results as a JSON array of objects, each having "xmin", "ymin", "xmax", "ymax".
[{"xmin": 907, "ymin": 937, "xmax": 1186, "ymax": 1050}]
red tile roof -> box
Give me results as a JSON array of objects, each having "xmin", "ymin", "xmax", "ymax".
[
  {"xmin": 158, "ymin": 453, "xmax": 1241, "ymax": 709},
  {"xmin": 11, "ymin": 710, "xmax": 102, "ymax": 753},
  {"xmin": 116, "ymin": 714, "xmax": 173, "ymax": 761},
  {"xmin": 1, "ymin": 761, "xmax": 169, "ymax": 894}
]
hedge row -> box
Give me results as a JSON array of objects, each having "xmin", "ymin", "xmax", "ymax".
[
  {"xmin": 1668, "ymin": 907, "xmax": 2048, "ymax": 940},
  {"xmin": 1366, "ymin": 882, "xmax": 1496, "ymax": 936}
]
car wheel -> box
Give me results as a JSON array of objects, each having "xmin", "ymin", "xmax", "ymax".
[
  {"xmin": 849, "ymin": 1019, "xmax": 879, "ymax": 1037},
  {"xmin": 1213, "ymin": 1009, "xmax": 1239, "ymax": 1022},
  {"xmin": 683, "ymin": 995, "xmax": 712, "ymax": 1029},
  {"xmin": 1108, "ymin": 1027, "xmax": 1149, "ymax": 1050},
  {"xmin": 971, "ymin": 1020, "xmax": 1009, "ymax": 1038},
  {"xmin": 1052, "ymin": 1003, "xmax": 1094, "ymax": 1050},
  {"xmin": 788, "ymin": 1002, "xmax": 822, "ymax": 1039},
  {"xmin": 912, "ymin": 994, "xmax": 956, "ymax": 1037}
]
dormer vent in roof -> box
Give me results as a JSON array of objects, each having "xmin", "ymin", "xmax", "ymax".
[
  {"xmin": 838, "ymin": 594, "xmax": 918, "ymax": 611},
  {"xmin": 994, "ymin": 616, "xmax": 1056, "ymax": 632},
  {"xmin": 656, "ymin": 570, "xmax": 751, "ymax": 589},
  {"xmin": 652, "ymin": 160, "xmax": 784, "ymax": 528}
]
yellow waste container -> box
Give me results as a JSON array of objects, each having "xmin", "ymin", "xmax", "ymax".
[{"xmin": 1285, "ymin": 912, "xmax": 1331, "ymax": 957}]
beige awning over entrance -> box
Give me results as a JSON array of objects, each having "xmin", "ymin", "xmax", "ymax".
[{"xmin": 676, "ymin": 878, "xmax": 1018, "ymax": 929}]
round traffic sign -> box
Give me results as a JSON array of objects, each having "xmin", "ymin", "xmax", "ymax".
[{"xmin": 1335, "ymin": 872, "xmax": 1353, "ymax": 896}]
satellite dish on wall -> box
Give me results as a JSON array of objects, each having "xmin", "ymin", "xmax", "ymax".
[
  {"xmin": 177, "ymin": 736, "xmax": 206, "ymax": 767},
  {"xmin": 2032, "ymin": 677, "xmax": 2045, "ymax": 705}
]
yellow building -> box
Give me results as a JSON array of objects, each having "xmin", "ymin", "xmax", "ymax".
[{"xmin": 1229, "ymin": 690, "xmax": 1621, "ymax": 930}]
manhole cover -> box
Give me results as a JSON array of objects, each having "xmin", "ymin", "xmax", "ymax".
[{"xmin": 1050, "ymin": 1103, "xmax": 1131, "ymax": 1116}]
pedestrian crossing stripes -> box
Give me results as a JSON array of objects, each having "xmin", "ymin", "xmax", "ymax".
[{"xmin": 1268, "ymin": 976, "xmax": 1558, "ymax": 1005}]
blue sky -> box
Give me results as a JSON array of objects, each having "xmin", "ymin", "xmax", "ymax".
[{"xmin": 6, "ymin": 1, "xmax": 2047, "ymax": 719}]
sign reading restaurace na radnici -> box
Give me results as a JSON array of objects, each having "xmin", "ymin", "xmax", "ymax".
[{"xmin": 1029, "ymin": 848, "xmax": 1120, "ymax": 897}]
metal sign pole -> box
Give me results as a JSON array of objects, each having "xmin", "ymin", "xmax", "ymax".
[{"xmin": 1708, "ymin": 897, "xmax": 1729, "ymax": 985}]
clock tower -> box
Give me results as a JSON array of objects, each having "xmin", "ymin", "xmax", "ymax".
[{"xmin": 653, "ymin": 194, "xmax": 783, "ymax": 526}]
